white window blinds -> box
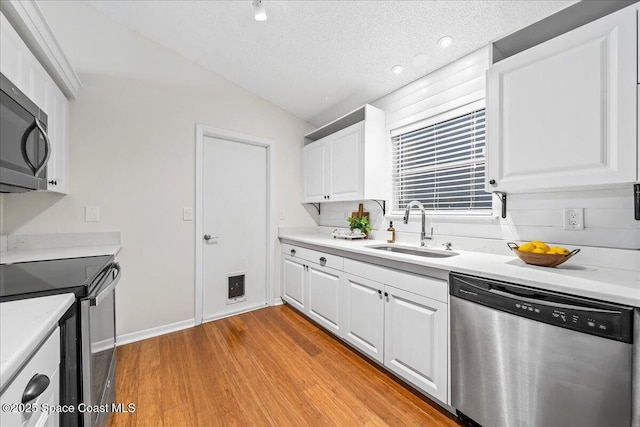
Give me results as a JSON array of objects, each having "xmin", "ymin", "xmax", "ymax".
[{"xmin": 391, "ymin": 109, "xmax": 492, "ymax": 214}]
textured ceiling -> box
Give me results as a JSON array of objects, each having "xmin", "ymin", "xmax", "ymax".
[{"xmin": 86, "ymin": 0, "xmax": 574, "ymax": 126}]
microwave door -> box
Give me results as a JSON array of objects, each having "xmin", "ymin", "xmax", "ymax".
[{"xmin": 0, "ymin": 89, "xmax": 49, "ymax": 191}]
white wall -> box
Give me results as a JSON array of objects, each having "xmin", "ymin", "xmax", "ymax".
[{"xmin": 0, "ymin": 1, "xmax": 316, "ymax": 336}]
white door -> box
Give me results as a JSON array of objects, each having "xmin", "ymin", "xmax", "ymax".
[
  {"xmin": 342, "ymin": 273, "xmax": 384, "ymax": 363},
  {"xmin": 384, "ymin": 285, "xmax": 448, "ymax": 403},
  {"xmin": 307, "ymin": 265, "xmax": 341, "ymax": 335},
  {"xmin": 202, "ymin": 136, "xmax": 268, "ymax": 320}
]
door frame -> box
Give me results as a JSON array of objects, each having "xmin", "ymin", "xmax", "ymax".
[{"xmin": 194, "ymin": 124, "xmax": 275, "ymax": 325}]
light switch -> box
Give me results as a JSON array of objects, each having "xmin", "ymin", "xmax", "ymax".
[
  {"xmin": 183, "ymin": 207, "xmax": 193, "ymax": 221},
  {"xmin": 85, "ymin": 206, "xmax": 99, "ymax": 222}
]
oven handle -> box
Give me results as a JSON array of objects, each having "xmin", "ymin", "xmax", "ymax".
[{"xmin": 90, "ymin": 262, "xmax": 120, "ymax": 307}]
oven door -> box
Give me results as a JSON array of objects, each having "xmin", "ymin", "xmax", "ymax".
[
  {"xmin": 81, "ymin": 262, "xmax": 120, "ymax": 427},
  {"xmin": 0, "ymin": 73, "xmax": 50, "ymax": 192}
]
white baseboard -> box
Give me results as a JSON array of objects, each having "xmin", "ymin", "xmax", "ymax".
[
  {"xmin": 272, "ymin": 297, "xmax": 283, "ymax": 306},
  {"xmin": 116, "ymin": 318, "xmax": 196, "ymax": 346}
]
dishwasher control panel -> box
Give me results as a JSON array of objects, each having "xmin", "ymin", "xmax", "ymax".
[{"xmin": 450, "ymin": 272, "xmax": 633, "ymax": 343}]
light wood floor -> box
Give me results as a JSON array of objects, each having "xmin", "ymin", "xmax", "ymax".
[{"xmin": 108, "ymin": 304, "xmax": 461, "ymax": 427}]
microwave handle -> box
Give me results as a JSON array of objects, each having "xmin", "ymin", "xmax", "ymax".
[{"xmin": 20, "ymin": 119, "xmax": 51, "ymax": 177}]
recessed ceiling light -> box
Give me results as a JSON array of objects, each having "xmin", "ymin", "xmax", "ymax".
[
  {"xmin": 437, "ymin": 36, "xmax": 453, "ymax": 48},
  {"xmin": 391, "ymin": 65, "xmax": 403, "ymax": 75},
  {"xmin": 412, "ymin": 54, "xmax": 429, "ymax": 67},
  {"xmin": 252, "ymin": 0, "xmax": 267, "ymax": 21}
]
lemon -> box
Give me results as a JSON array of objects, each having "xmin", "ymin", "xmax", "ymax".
[
  {"xmin": 549, "ymin": 246, "xmax": 569, "ymax": 255},
  {"xmin": 519, "ymin": 243, "xmax": 535, "ymax": 252},
  {"xmin": 531, "ymin": 241, "xmax": 550, "ymax": 252},
  {"xmin": 532, "ymin": 248, "xmax": 546, "ymax": 254}
]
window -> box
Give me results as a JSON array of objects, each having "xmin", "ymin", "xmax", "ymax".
[{"xmin": 391, "ymin": 109, "xmax": 492, "ymax": 214}]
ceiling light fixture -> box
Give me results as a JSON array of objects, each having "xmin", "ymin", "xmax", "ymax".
[
  {"xmin": 391, "ymin": 65, "xmax": 403, "ymax": 75},
  {"xmin": 252, "ymin": 0, "xmax": 267, "ymax": 21},
  {"xmin": 437, "ymin": 36, "xmax": 453, "ymax": 48}
]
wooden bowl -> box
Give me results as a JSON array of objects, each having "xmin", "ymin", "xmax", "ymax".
[{"xmin": 507, "ymin": 242, "xmax": 580, "ymax": 267}]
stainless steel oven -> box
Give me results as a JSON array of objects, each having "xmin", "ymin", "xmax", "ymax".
[
  {"xmin": 81, "ymin": 262, "xmax": 120, "ymax": 427},
  {"xmin": 0, "ymin": 72, "xmax": 50, "ymax": 193}
]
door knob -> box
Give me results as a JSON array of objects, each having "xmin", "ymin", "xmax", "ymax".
[{"xmin": 203, "ymin": 234, "xmax": 218, "ymax": 241}]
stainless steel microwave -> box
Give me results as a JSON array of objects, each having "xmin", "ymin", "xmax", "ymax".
[{"xmin": 0, "ymin": 72, "xmax": 50, "ymax": 193}]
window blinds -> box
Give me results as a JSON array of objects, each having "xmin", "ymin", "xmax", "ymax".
[{"xmin": 391, "ymin": 109, "xmax": 492, "ymax": 214}]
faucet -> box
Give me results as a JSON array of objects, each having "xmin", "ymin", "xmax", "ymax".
[{"xmin": 403, "ymin": 200, "xmax": 433, "ymax": 247}]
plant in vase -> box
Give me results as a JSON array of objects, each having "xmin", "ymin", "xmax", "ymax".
[{"xmin": 347, "ymin": 215, "xmax": 371, "ymax": 238}]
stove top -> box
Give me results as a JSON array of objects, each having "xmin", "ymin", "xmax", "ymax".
[{"xmin": 0, "ymin": 256, "xmax": 112, "ymax": 301}]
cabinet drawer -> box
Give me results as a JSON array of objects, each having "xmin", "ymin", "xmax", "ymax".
[
  {"xmin": 344, "ymin": 259, "xmax": 447, "ymax": 303},
  {"xmin": 1, "ymin": 327, "xmax": 60, "ymax": 427},
  {"xmin": 282, "ymin": 244, "xmax": 343, "ymax": 271}
]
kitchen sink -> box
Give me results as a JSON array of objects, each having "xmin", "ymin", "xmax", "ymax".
[{"xmin": 366, "ymin": 244, "xmax": 458, "ymax": 258}]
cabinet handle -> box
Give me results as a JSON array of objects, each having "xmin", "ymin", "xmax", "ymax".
[
  {"xmin": 21, "ymin": 373, "xmax": 50, "ymax": 404},
  {"xmin": 319, "ymin": 257, "xmax": 327, "ymax": 266},
  {"xmin": 489, "ymin": 179, "xmax": 496, "ymax": 186},
  {"xmin": 384, "ymin": 292, "xmax": 388, "ymax": 297},
  {"xmin": 377, "ymin": 289, "xmax": 382, "ymax": 295},
  {"xmin": 48, "ymin": 180, "xmax": 57, "ymax": 185},
  {"xmin": 290, "ymin": 249, "xmax": 296, "ymax": 256}
]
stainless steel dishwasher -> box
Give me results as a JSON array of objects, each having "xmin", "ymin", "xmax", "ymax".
[{"xmin": 450, "ymin": 272, "xmax": 634, "ymax": 427}]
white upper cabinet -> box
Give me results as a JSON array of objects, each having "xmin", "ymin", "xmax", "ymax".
[
  {"xmin": 302, "ymin": 104, "xmax": 387, "ymax": 203},
  {"xmin": 0, "ymin": 11, "xmax": 73, "ymax": 194},
  {"xmin": 486, "ymin": 6, "xmax": 637, "ymax": 192}
]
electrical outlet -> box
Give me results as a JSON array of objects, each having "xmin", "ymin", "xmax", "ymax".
[
  {"xmin": 563, "ymin": 208, "xmax": 584, "ymax": 230},
  {"xmin": 183, "ymin": 207, "xmax": 193, "ymax": 221}
]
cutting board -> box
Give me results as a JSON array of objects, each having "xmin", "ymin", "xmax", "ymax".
[{"xmin": 351, "ymin": 203, "xmax": 369, "ymax": 221}]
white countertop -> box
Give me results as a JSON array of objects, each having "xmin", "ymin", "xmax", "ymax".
[
  {"xmin": 280, "ymin": 234, "xmax": 640, "ymax": 307},
  {"xmin": 0, "ymin": 293, "xmax": 75, "ymax": 392},
  {"xmin": 0, "ymin": 245, "xmax": 121, "ymax": 265}
]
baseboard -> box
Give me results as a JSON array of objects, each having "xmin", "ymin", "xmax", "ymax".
[
  {"xmin": 272, "ymin": 297, "xmax": 283, "ymax": 306},
  {"xmin": 116, "ymin": 318, "xmax": 196, "ymax": 346}
]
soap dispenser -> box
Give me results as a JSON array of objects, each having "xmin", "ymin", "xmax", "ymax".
[{"xmin": 387, "ymin": 221, "xmax": 395, "ymax": 244}]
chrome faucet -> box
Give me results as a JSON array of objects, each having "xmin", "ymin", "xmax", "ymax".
[{"xmin": 403, "ymin": 200, "xmax": 433, "ymax": 247}]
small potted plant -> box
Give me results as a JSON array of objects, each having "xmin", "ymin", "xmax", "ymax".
[{"xmin": 347, "ymin": 215, "xmax": 372, "ymax": 238}]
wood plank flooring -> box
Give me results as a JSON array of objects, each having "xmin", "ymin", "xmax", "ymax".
[{"xmin": 108, "ymin": 304, "xmax": 461, "ymax": 427}]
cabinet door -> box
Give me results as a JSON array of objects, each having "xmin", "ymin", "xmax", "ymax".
[
  {"xmin": 281, "ymin": 256, "xmax": 306, "ymax": 311},
  {"xmin": 302, "ymin": 140, "xmax": 326, "ymax": 202},
  {"xmin": 307, "ymin": 265, "xmax": 342, "ymax": 335},
  {"xmin": 328, "ymin": 122, "xmax": 364, "ymax": 201},
  {"xmin": 342, "ymin": 273, "xmax": 384, "ymax": 363},
  {"xmin": 486, "ymin": 7, "xmax": 637, "ymax": 192},
  {"xmin": 45, "ymin": 86, "xmax": 69, "ymax": 194},
  {"xmin": 384, "ymin": 286, "xmax": 448, "ymax": 403}
]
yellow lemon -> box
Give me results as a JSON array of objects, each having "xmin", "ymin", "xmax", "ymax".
[
  {"xmin": 519, "ymin": 243, "xmax": 535, "ymax": 252},
  {"xmin": 549, "ymin": 246, "xmax": 569, "ymax": 255},
  {"xmin": 532, "ymin": 248, "xmax": 546, "ymax": 254},
  {"xmin": 531, "ymin": 240, "xmax": 550, "ymax": 251}
]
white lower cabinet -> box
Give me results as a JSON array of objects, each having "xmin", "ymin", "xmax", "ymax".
[
  {"xmin": 307, "ymin": 264, "xmax": 342, "ymax": 335},
  {"xmin": 281, "ymin": 244, "xmax": 450, "ymax": 405},
  {"xmin": 0, "ymin": 327, "xmax": 60, "ymax": 427},
  {"xmin": 281, "ymin": 245, "xmax": 344, "ymax": 336},
  {"xmin": 384, "ymin": 286, "xmax": 448, "ymax": 403},
  {"xmin": 343, "ymin": 273, "xmax": 385, "ymax": 363},
  {"xmin": 282, "ymin": 256, "xmax": 306, "ymax": 312}
]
